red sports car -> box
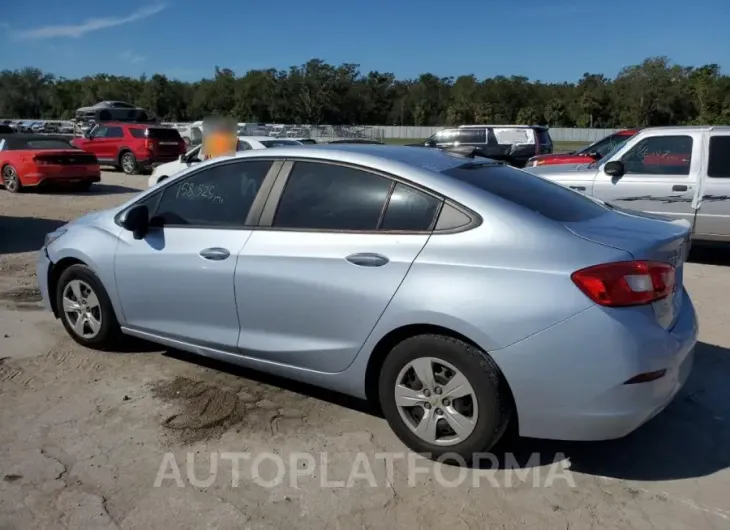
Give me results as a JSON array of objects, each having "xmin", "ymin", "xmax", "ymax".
[
  {"xmin": 0, "ymin": 134, "xmax": 101, "ymax": 193},
  {"xmin": 525, "ymin": 129, "xmax": 639, "ymax": 167}
]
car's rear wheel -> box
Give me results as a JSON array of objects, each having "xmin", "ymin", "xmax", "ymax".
[
  {"xmin": 56, "ymin": 264, "xmax": 121, "ymax": 350},
  {"xmin": 379, "ymin": 334, "xmax": 512, "ymax": 461},
  {"xmin": 2, "ymin": 165, "xmax": 21, "ymax": 193},
  {"xmin": 120, "ymin": 152, "xmax": 139, "ymax": 175}
]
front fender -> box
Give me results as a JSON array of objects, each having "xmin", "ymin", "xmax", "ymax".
[{"xmin": 46, "ymin": 223, "xmax": 126, "ymax": 324}]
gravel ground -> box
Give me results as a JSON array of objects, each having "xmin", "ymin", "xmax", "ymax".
[{"xmin": 1, "ymin": 171, "xmax": 729, "ymax": 530}]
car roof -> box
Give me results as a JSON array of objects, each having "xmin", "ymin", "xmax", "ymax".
[
  {"xmin": 458, "ymin": 124, "xmax": 548, "ymax": 130},
  {"xmin": 0, "ymin": 134, "xmax": 75, "ymax": 149}
]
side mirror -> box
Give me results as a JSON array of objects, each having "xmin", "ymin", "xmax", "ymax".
[
  {"xmin": 178, "ymin": 154, "xmax": 186, "ymax": 163},
  {"xmin": 604, "ymin": 160, "xmax": 625, "ymax": 178},
  {"xmin": 121, "ymin": 204, "xmax": 150, "ymax": 240},
  {"xmin": 425, "ymin": 140, "xmax": 436, "ymax": 147}
]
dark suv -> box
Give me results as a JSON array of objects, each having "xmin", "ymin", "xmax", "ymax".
[
  {"xmin": 412, "ymin": 125, "xmax": 553, "ymax": 168},
  {"xmin": 72, "ymin": 122, "xmax": 186, "ymax": 175}
]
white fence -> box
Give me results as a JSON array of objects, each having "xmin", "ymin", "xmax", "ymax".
[{"xmin": 370, "ymin": 126, "xmax": 622, "ymax": 142}]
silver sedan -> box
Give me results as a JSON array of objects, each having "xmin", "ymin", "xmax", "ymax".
[{"xmin": 37, "ymin": 145, "xmax": 697, "ymax": 459}]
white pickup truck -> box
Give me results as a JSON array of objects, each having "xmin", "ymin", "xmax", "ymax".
[{"xmin": 524, "ymin": 126, "xmax": 730, "ymax": 243}]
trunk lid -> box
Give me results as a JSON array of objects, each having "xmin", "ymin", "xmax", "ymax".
[
  {"xmin": 564, "ymin": 208, "xmax": 691, "ymax": 330},
  {"xmin": 33, "ymin": 150, "xmax": 98, "ymax": 166}
]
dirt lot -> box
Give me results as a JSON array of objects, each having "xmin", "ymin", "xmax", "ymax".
[{"xmin": 1, "ymin": 171, "xmax": 729, "ymax": 530}]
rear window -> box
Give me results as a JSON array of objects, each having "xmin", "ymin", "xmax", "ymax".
[
  {"xmin": 708, "ymin": 136, "xmax": 730, "ymax": 178},
  {"xmin": 25, "ymin": 139, "xmax": 77, "ymax": 150},
  {"xmin": 260, "ymin": 140, "xmax": 302, "ymax": 148},
  {"xmin": 442, "ymin": 163, "xmax": 609, "ymax": 222},
  {"xmin": 129, "ymin": 127, "xmax": 182, "ymax": 141}
]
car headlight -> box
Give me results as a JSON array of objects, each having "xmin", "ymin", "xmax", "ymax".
[{"xmin": 43, "ymin": 228, "xmax": 67, "ymax": 247}]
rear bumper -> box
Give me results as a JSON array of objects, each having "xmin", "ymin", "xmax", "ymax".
[
  {"xmin": 23, "ymin": 171, "xmax": 101, "ymax": 187},
  {"xmin": 490, "ymin": 288, "xmax": 698, "ymax": 441}
]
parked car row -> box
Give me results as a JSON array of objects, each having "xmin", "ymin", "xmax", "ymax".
[{"xmin": 1, "ymin": 119, "xmax": 75, "ymax": 134}]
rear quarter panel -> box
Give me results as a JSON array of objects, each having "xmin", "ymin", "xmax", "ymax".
[{"xmin": 361, "ymin": 209, "xmax": 634, "ymax": 356}]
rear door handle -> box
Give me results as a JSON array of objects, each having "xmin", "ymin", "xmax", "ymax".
[
  {"xmin": 569, "ymin": 186, "xmax": 586, "ymax": 191},
  {"xmin": 199, "ymin": 247, "xmax": 230, "ymax": 261},
  {"xmin": 672, "ymin": 185, "xmax": 688, "ymax": 192},
  {"xmin": 345, "ymin": 253, "xmax": 389, "ymax": 267}
]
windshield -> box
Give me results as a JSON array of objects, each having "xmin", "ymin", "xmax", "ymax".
[{"xmin": 589, "ymin": 138, "xmax": 630, "ymax": 168}]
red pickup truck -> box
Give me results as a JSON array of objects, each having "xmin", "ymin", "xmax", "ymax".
[{"xmin": 526, "ymin": 129, "xmax": 639, "ymax": 167}]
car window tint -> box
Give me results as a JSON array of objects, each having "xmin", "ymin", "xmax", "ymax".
[
  {"xmin": 273, "ymin": 162, "xmax": 392, "ymax": 230},
  {"xmin": 129, "ymin": 128, "xmax": 146, "ymax": 139},
  {"xmin": 457, "ymin": 128, "xmax": 486, "ymax": 144},
  {"xmin": 621, "ymin": 135, "xmax": 693, "ymax": 176},
  {"xmin": 442, "ymin": 163, "xmax": 609, "ymax": 222},
  {"xmin": 381, "ymin": 183, "xmax": 442, "ymax": 231},
  {"xmin": 107, "ymin": 127, "xmax": 124, "ymax": 138},
  {"xmin": 708, "ymin": 136, "xmax": 730, "ymax": 178},
  {"xmin": 154, "ymin": 160, "xmax": 272, "ymax": 227}
]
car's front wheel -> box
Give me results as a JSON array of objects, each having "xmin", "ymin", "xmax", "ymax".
[
  {"xmin": 56, "ymin": 264, "xmax": 121, "ymax": 349},
  {"xmin": 379, "ymin": 334, "xmax": 512, "ymax": 461}
]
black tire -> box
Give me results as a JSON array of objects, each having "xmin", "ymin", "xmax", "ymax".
[
  {"xmin": 56, "ymin": 264, "xmax": 122, "ymax": 350},
  {"xmin": 120, "ymin": 151, "xmax": 139, "ymax": 175},
  {"xmin": 2, "ymin": 165, "xmax": 21, "ymax": 193},
  {"xmin": 378, "ymin": 334, "xmax": 512, "ymax": 461}
]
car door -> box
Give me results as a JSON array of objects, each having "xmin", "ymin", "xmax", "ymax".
[
  {"xmin": 592, "ymin": 132, "xmax": 699, "ymax": 224},
  {"xmin": 693, "ymin": 133, "xmax": 730, "ymax": 241},
  {"xmin": 234, "ymin": 160, "xmax": 442, "ymax": 373},
  {"xmin": 114, "ymin": 158, "xmax": 281, "ymax": 348}
]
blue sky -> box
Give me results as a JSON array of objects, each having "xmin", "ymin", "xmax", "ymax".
[{"xmin": 1, "ymin": 0, "xmax": 729, "ymax": 83}]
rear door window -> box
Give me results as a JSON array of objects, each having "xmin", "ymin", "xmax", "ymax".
[
  {"xmin": 492, "ymin": 127, "xmax": 534, "ymax": 146},
  {"xmin": 535, "ymin": 128, "xmax": 552, "ymax": 147},
  {"xmin": 708, "ymin": 136, "xmax": 730, "ymax": 178},
  {"xmin": 380, "ymin": 183, "xmax": 442, "ymax": 231},
  {"xmin": 442, "ymin": 163, "xmax": 609, "ymax": 222}
]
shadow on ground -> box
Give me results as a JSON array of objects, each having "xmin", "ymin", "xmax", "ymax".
[
  {"xmin": 52, "ymin": 183, "xmax": 141, "ymax": 195},
  {"xmin": 0, "ymin": 215, "xmax": 66, "ymax": 255},
  {"xmin": 688, "ymin": 243, "xmax": 730, "ymax": 266},
  {"xmin": 135, "ymin": 337, "xmax": 729, "ymax": 482}
]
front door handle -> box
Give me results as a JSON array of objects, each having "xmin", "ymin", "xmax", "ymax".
[
  {"xmin": 345, "ymin": 253, "xmax": 389, "ymax": 267},
  {"xmin": 569, "ymin": 186, "xmax": 586, "ymax": 191},
  {"xmin": 673, "ymin": 185, "xmax": 688, "ymax": 192},
  {"xmin": 199, "ymin": 247, "xmax": 230, "ymax": 261}
]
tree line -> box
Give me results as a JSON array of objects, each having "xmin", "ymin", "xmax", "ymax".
[{"xmin": 1, "ymin": 56, "xmax": 728, "ymax": 128}]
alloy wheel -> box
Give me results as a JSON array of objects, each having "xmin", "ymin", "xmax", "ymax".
[
  {"xmin": 62, "ymin": 279, "xmax": 103, "ymax": 339},
  {"xmin": 3, "ymin": 166, "xmax": 19, "ymax": 192},
  {"xmin": 394, "ymin": 357, "xmax": 478, "ymax": 446},
  {"xmin": 121, "ymin": 154, "xmax": 136, "ymax": 174}
]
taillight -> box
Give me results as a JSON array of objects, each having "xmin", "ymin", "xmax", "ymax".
[
  {"xmin": 571, "ymin": 261, "xmax": 675, "ymax": 307},
  {"xmin": 33, "ymin": 156, "xmax": 51, "ymax": 166}
]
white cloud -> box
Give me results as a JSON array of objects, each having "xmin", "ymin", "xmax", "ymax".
[
  {"xmin": 120, "ymin": 50, "xmax": 146, "ymax": 64},
  {"xmin": 15, "ymin": 4, "xmax": 167, "ymax": 40}
]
